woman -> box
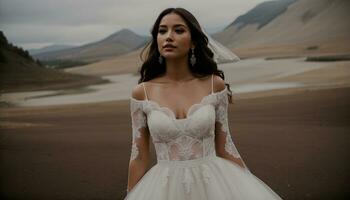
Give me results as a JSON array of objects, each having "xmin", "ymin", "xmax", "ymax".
[{"xmin": 125, "ymin": 7, "xmax": 283, "ymax": 200}]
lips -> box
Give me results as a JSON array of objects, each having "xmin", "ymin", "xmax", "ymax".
[{"xmin": 163, "ymin": 44, "xmax": 176, "ymax": 49}]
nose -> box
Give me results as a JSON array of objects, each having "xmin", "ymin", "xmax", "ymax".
[{"xmin": 165, "ymin": 30, "xmax": 173, "ymax": 41}]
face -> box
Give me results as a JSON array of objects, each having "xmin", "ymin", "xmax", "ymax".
[{"xmin": 157, "ymin": 13, "xmax": 194, "ymax": 60}]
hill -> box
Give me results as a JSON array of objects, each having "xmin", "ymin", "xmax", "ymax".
[
  {"xmin": 64, "ymin": 47, "xmax": 144, "ymax": 76},
  {"xmin": 0, "ymin": 31, "xmax": 108, "ymax": 94},
  {"xmin": 29, "ymin": 44, "xmax": 76, "ymax": 55},
  {"xmin": 226, "ymin": 0, "xmax": 296, "ymax": 30},
  {"xmin": 213, "ymin": 0, "xmax": 350, "ymax": 58},
  {"xmin": 33, "ymin": 29, "xmax": 148, "ymax": 62}
]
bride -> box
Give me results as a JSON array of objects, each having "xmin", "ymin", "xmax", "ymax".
[{"xmin": 125, "ymin": 7, "xmax": 283, "ymax": 200}]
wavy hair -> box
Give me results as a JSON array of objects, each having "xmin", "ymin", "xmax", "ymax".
[{"xmin": 138, "ymin": 7, "xmax": 233, "ymax": 103}]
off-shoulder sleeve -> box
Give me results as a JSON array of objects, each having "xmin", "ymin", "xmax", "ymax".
[
  {"xmin": 215, "ymin": 89, "xmax": 250, "ymax": 172},
  {"xmin": 129, "ymin": 98, "xmax": 149, "ymax": 161}
]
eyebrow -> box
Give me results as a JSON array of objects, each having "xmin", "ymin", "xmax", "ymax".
[{"xmin": 159, "ymin": 24, "xmax": 187, "ymax": 28}]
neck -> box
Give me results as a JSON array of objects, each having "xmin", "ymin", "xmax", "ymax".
[{"xmin": 164, "ymin": 56, "xmax": 193, "ymax": 81}]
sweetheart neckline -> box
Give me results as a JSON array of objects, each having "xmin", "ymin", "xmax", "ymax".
[{"xmin": 130, "ymin": 87, "xmax": 227, "ymax": 121}]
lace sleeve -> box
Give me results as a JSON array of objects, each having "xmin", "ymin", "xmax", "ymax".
[
  {"xmin": 215, "ymin": 90, "xmax": 250, "ymax": 172},
  {"xmin": 129, "ymin": 98, "xmax": 149, "ymax": 161}
]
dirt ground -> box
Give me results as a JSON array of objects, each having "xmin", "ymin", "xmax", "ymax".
[{"xmin": 1, "ymin": 86, "xmax": 349, "ymax": 200}]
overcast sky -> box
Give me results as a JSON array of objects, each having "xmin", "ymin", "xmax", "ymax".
[{"xmin": 0, "ymin": 0, "xmax": 267, "ymax": 49}]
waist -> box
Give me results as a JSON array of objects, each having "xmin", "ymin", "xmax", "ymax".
[{"xmin": 157, "ymin": 154, "xmax": 217, "ymax": 168}]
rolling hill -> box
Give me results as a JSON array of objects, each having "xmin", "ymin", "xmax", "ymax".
[
  {"xmin": 29, "ymin": 44, "xmax": 76, "ymax": 55},
  {"xmin": 33, "ymin": 29, "xmax": 148, "ymax": 62},
  {"xmin": 0, "ymin": 31, "xmax": 108, "ymax": 94},
  {"xmin": 213, "ymin": 0, "xmax": 350, "ymax": 58}
]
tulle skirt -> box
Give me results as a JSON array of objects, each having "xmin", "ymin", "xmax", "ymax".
[{"xmin": 124, "ymin": 155, "xmax": 283, "ymax": 200}]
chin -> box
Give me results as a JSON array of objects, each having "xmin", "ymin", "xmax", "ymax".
[{"xmin": 162, "ymin": 53, "xmax": 186, "ymax": 60}]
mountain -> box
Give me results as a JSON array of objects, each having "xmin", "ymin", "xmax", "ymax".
[
  {"xmin": 33, "ymin": 28, "xmax": 148, "ymax": 62},
  {"xmin": 28, "ymin": 44, "xmax": 76, "ymax": 55},
  {"xmin": 0, "ymin": 31, "xmax": 108, "ymax": 94},
  {"xmin": 225, "ymin": 0, "xmax": 296, "ymax": 30},
  {"xmin": 213, "ymin": 0, "xmax": 350, "ymax": 58}
]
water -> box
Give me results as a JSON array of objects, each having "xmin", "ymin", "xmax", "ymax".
[
  {"xmin": 1, "ymin": 58, "xmax": 328, "ymax": 107},
  {"xmin": 232, "ymin": 82, "xmax": 304, "ymax": 94}
]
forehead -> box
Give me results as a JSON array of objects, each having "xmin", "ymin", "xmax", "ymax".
[{"xmin": 159, "ymin": 13, "xmax": 188, "ymax": 28}]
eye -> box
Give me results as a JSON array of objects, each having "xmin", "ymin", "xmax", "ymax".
[
  {"xmin": 158, "ymin": 29, "xmax": 166, "ymax": 34},
  {"xmin": 175, "ymin": 29, "xmax": 184, "ymax": 33}
]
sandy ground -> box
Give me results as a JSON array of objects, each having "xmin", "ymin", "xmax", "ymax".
[
  {"xmin": 1, "ymin": 56, "xmax": 350, "ymax": 199},
  {"xmin": 1, "ymin": 85, "xmax": 350, "ymax": 200}
]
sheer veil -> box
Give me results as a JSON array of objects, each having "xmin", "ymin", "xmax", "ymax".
[
  {"xmin": 202, "ymin": 29, "xmax": 249, "ymax": 172},
  {"xmin": 202, "ymin": 28, "xmax": 240, "ymax": 64}
]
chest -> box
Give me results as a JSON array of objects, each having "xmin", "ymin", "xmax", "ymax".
[{"xmin": 144, "ymin": 103, "xmax": 216, "ymax": 142}]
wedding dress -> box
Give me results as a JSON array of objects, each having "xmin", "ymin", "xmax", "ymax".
[{"xmin": 125, "ymin": 74, "xmax": 283, "ymax": 200}]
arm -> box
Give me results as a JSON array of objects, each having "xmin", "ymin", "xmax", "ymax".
[
  {"xmin": 127, "ymin": 85, "xmax": 151, "ymax": 193},
  {"xmin": 213, "ymin": 76, "xmax": 248, "ymax": 171}
]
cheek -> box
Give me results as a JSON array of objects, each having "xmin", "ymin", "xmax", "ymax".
[
  {"xmin": 179, "ymin": 35, "xmax": 192, "ymax": 48},
  {"xmin": 157, "ymin": 34, "xmax": 169, "ymax": 51},
  {"xmin": 179, "ymin": 39, "xmax": 191, "ymax": 55},
  {"xmin": 157, "ymin": 34, "xmax": 163, "ymax": 43},
  {"xmin": 156, "ymin": 35, "xmax": 162, "ymax": 49}
]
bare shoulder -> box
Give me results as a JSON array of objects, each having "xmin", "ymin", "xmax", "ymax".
[
  {"xmin": 131, "ymin": 83, "xmax": 146, "ymax": 101},
  {"xmin": 212, "ymin": 74, "xmax": 226, "ymax": 93}
]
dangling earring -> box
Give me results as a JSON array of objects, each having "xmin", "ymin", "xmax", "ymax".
[
  {"xmin": 190, "ymin": 47, "xmax": 196, "ymax": 66},
  {"xmin": 158, "ymin": 55, "xmax": 163, "ymax": 64}
]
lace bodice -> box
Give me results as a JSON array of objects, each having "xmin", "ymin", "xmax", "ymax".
[
  {"xmin": 129, "ymin": 76, "xmax": 246, "ymax": 167},
  {"xmin": 131, "ymin": 89, "xmax": 220, "ymax": 161}
]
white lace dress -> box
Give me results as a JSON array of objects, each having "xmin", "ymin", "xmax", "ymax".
[{"xmin": 125, "ymin": 82, "xmax": 283, "ymax": 200}]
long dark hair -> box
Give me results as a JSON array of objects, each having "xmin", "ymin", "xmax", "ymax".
[{"xmin": 138, "ymin": 7, "xmax": 233, "ymax": 103}]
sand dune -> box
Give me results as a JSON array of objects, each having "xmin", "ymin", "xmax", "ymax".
[{"xmin": 64, "ymin": 48, "xmax": 144, "ymax": 76}]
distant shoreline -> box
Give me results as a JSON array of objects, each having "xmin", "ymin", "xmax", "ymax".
[{"xmin": 2, "ymin": 57, "xmax": 350, "ymax": 108}]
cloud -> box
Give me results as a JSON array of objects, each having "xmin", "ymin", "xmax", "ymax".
[
  {"xmin": 1, "ymin": 23, "xmax": 121, "ymax": 44},
  {"xmin": 0, "ymin": 0, "xmax": 266, "ymax": 49}
]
